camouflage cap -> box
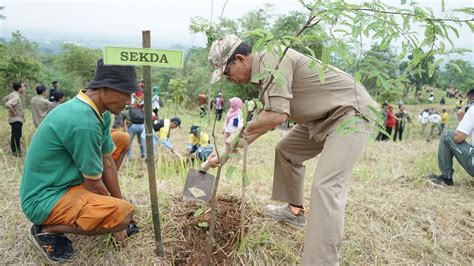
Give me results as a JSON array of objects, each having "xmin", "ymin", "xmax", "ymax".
[{"xmin": 208, "ymin": 35, "xmax": 242, "ymax": 84}]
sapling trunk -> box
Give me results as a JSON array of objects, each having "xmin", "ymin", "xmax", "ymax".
[{"xmin": 239, "ymin": 136, "xmax": 248, "ymax": 244}]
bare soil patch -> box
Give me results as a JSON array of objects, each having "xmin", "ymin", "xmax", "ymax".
[{"xmin": 165, "ymin": 196, "xmax": 254, "ymax": 265}]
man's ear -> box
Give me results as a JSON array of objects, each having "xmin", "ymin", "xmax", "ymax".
[{"xmin": 235, "ymin": 54, "xmax": 246, "ymax": 63}]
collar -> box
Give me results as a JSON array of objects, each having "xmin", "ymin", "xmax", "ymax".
[
  {"xmin": 250, "ymin": 53, "xmax": 264, "ymax": 85},
  {"xmin": 76, "ymin": 89, "xmax": 103, "ymax": 123}
]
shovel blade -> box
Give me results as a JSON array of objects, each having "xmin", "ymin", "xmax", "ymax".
[{"xmin": 183, "ymin": 168, "xmax": 215, "ymax": 202}]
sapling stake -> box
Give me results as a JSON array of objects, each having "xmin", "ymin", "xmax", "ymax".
[{"xmin": 239, "ymin": 135, "xmax": 248, "ymax": 244}]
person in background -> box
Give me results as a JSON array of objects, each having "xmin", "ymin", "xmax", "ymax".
[
  {"xmin": 49, "ymin": 80, "xmax": 59, "ymax": 102},
  {"xmin": 393, "ymin": 104, "xmax": 411, "ymax": 142},
  {"xmin": 429, "ymin": 111, "xmax": 442, "ymax": 137},
  {"xmin": 186, "ymin": 125, "xmax": 213, "ymax": 161},
  {"xmin": 111, "ymin": 113, "xmax": 130, "ymax": 169},
  {"xmin": 429, "ymin": 88, "xmax": 474, "ymax": 186},
  {"xmin": 428, "ymin": 93, "xmax": 434, "ymax": 103},
  {"xmin": 146, "ymin": 117, "xmax": 181, "ymax": 154},
  {"xmin": 455, "ymin": 100, "xmax": 464, "ymax": 112},
  {"xmin": 214, "ymin": 92, "xmax": 225, "ymax": 121},
  {"xmin": 375, "ymin": 102, "xmax": 388, "ymax": 141},
  {"xmin": 131, "ymin": 82, "xmax": 144, "ymax": 106},
  {"xmin": 223, "ymin": 97, "xmax": 243, "ymax": 139},
  {"xmin": 127, "ymin": 103, "xmax": 145, "ymax": 159},
  {"xmin": 198, "ymin": 91, "xmax": 207, "ymax": 117},
  {"xmin": 151, "ymin": 86, "xmax": 160, "ymax": 118},
  {"xmin": 439, "ymin": 96, "xmax": 446, "ymax": 105},
  {"xmin": 47, "ymin": 90, "xmax": 65, "ymax": 113},
  {"xmin": 31, "ymin": 85, "xmax": 50, "ymax": 128},
  {"xmin": 440, "ymin": 109, "xmax": 448, "ymax": 134},
  {"xmin": 3, "ymin": 82, "xmax": 25, "ymax": 157},
  {"xmin": 419, "ymin": 109, "xmax": 430, "ymax": 135},
  {"xmin": 381, "ymin": 104, "xmax": 398, "ymax": 141}
]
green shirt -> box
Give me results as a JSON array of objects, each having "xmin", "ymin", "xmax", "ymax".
[{"xmin": 20, "ymin": 90, "xmax": 115, "ymax": 224}]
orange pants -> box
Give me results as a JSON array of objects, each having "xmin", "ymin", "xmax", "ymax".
[
  {"xmin": 43, "ymin": 184, "xmax": 134, "ymax": 231},
  {"xmin": 111, "ymin": 129, "xmax": 130, "ymax": 161}
]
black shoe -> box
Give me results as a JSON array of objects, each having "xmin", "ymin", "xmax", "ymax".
[
  {"xmin": 428, "ymin": 174, "xmax": 454, "ymax": 186},
  {"xmin": 126, "ymin": 223, "xmax": 140, "ymax": 237},
  {"xmin": 28, "ymin": 224, "xmax": 74, "ymax": 262}
]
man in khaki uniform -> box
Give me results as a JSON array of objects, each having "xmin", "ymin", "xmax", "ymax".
[
  {"xmin": 3, "ymin": 82, "xmax": 25, "ymax": 157},
  {"xmin": 31, "ymin": 85, "xmax": 50, "ymax": 128},
  {"xmin": 207, "ymin": 35, "xmax": 375, "ymax": 265}
]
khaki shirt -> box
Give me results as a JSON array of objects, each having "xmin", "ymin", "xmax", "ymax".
[
  {"xmin": 31, "ymin": 95, "xmax": 50, "ymax": 128},
  {"xmin": 251, "ymin": 48, "xmax": 375, "ymax": 141},
  {"xmin": 3, "ymin": 91, "xmax": 24, "ymax": 124}
]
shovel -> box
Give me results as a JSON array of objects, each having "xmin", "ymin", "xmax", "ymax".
[
  {"xmin": 182, "ymin": 148, "xmax": 230, "ymax": 202},
  {"xmin": 183, "ymin": 168, "xmax": 215, "ymax": 202}
]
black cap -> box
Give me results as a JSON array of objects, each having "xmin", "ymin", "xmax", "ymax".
[
  {"xmin": 88, "ymin": 59, "xmax": 140, "ymax": 94},
  {"xmin": 190, "ymin": 125, "xmax": 200, "ymax": 134},
  {"xmin": 170, "ymin": 117, "xmax": 181, "ymax": 128}
]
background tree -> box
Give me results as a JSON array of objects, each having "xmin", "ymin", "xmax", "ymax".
[
  {"xmin": 0, "ymin": 31, "xmax": 42, "ymax": 96},
  {"xmin": 55, "ymin": 43, "xmax": 101, "ymax": 96},
  {"xmin": 435, "ymin": 59, "xmax": 474, "ymax": 92},
  {"xmin": 357, "ymin": 44, "xmax": 400, "ymax": 100}
]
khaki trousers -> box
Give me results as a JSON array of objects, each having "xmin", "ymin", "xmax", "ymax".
[{"xmin": 272, "ymin": 115, "xmax": 370, "ymax": 265}]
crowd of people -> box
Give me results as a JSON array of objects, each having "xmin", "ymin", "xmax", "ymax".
[
  {"xmin": 2, "ymin": 81, "xmax": 66, "ymax": 157},
  {"xmin": 375, "ymin": 102, "xmax": 456, "ymax": 142}
]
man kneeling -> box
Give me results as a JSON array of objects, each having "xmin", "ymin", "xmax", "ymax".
[
  {"xmin": 430, "ymin": 88, "xmax": 474, "ymax": 185},
  {"xmin": 20, "ymin": 59, "xmax": 139, "ymax": 262}
]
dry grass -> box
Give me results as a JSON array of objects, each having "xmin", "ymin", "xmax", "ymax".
[{"xmin": 0, "ymin": 102, "xmax": 473, "ymax": 265}]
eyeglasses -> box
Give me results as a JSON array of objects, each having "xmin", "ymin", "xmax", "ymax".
[{"xmin": 223, "ymin": 61, "xmax": 234, "ymax": 77}]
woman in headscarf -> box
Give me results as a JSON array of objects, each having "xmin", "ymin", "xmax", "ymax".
[{"xmin": 223, "ymin": 97, "xmax": 243, "ymax": 139}]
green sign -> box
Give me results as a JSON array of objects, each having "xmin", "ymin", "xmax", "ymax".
[{"xmin": 104, "ymin": 47, "xmax": 184, "ymax": 68}]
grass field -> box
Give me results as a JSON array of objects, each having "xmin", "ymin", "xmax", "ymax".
[{"xmin": 0, "ymin": 101, "xmax": 472, "ymax": 264}]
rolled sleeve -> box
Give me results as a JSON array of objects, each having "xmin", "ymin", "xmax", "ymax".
[{"xmin": 264, "ymin": 96, "xmax": 291, "ymax": 115}]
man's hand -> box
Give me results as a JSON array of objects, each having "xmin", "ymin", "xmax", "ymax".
[
  {"xmin": 83, "ymin": 178, "xmax": 109, "ymax": 196},
  {"xmin": 9, "ymin": 110, "xmax": 18, "ymax": 117},
  {"xmin": 113, "ymin": 229, "xmax": 128, "ymax": 248},
  {"xmin": 457, "ymin": 107, "xmax": 466, "ymax": 121}
]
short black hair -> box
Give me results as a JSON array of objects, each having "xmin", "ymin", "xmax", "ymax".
[
  {"xmin": 36, "ymin": 85, "xmax": 46, "ymax": 95},
  {"xmin": 54, "ymin": 90, "xmax": 65, "ymax": 101},
  {"xmin": 467, "ymin": 88, "xmax": 474, "ymax": 97},
  {"xmin": 52, "ymin": 80, "xmax": 58, "ymax": 86},
  {"xmin": 12, "ymin": 82, "xmax": 22, "ymax": 91},
  {"xmin": 227, "ymin": 42, "xmax": 252, "ymax": 64}
]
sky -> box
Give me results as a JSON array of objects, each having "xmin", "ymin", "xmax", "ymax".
[{"xmin": 0, "ymin": 0, "xmax": 473, "ymax": 50}]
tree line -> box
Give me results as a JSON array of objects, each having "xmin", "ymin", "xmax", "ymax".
[{"xmin": 1, "ymin": 4, "xmax": 473, "ymax": 107}]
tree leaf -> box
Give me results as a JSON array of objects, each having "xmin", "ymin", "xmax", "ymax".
[
  {"xmin": 253, "ymin": 38, "xmax": 266, "ymax": 53},
  {"xmin": 251, "ymin": 71, "xmax": 271, "ymax": 83},
  {"xmin": 198, "ymin": 222, "xmax": 209, "ymax": 228},
  {"xmin": 321, "ymin": 46, "xmax": 330, "ymax": 64},
  {"xmin": 318, "ymin": 65, "xmax": 326, "ymax": 83},
  {"xmin": 448, "ymin": 62, "xmax": 463, "ymax": 74}
]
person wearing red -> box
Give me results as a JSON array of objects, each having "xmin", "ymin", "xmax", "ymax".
[{"xmin": 381, "ymin": 104, "xmax": 398, "ymax": 141}]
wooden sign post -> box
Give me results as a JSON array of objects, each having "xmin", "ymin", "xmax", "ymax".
[{"xmin": 103, "ymin": 31, "xmax": 184, "ymax": 256}]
